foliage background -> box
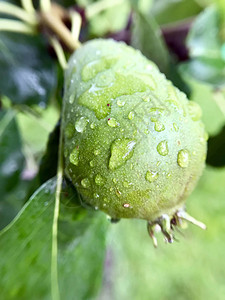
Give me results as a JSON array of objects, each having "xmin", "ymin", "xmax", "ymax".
[{"xmin": 0, "ymin": 0, "xmax": 225, "ymax": 299}]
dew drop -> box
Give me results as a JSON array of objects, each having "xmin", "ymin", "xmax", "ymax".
[
  {"xmin": 117, "ymin": 99, "xmax": 125, "ymax": 107},
  {"xmin": 157, "ymin": 141, "xmax": 169, "ymax": 156},
  {"xmin": 166, "ymin": 172, "xmax": 172, "ymax": 178},
  {"xmin": 94, "ymin": 193, "xmax": 99, "ymax": 199},
  {"xmin": 128, "ymin": 111, "xmax": 134, "ymax": 120},
  {"xmin": 94, "ymin": 149, "xmax": 100, "ymax": 156},
  {"xmin": 81, "ymin": 178, "xmax": 90, "ymax": 188},
  {"xmin": 109, "ymin": 138, "xmax": 136, "ymax": 170},
  {"xmin": 69, "ymin": 146, "xmax": 79, "ymax": 166},
  {"xmin": 154, "ymin": 122, "xmax": 165, "ymax": 132},
  {"xmin": 90, "ymin": 123, "xmax": 96, "ymax": 129},
  {"xmin": 177, "ymin": 149, "xmax": 189, "ymax": 168},
  {"xmin": 142, "ymin": 95, "xmax": 150, "ymax": 102},
  {"xmin": 75, "ymin": 117, "xmax": 88, "ymax": 133},
  {"xmin": 69, "ymin": 94, "xmax": 75, "ymax": 104},
  {"xmin": 123, "ymin": 203, "xmax": 130, "ymax": 208},
  {"xmin": 173, "ymin": 123, "xmax": 179, "ymax": 132},
  {"xmin": 89, "ymin": 160, "xmax": 95, "ymax": 167},
  {"xmin": 95, "ymin": 174, "xmax": 104, "ymax": 186},
  {"xmin": 113, "ymin": 178, "xmax": 117, "ymax": 184},
  {"xmin": 107, "ymin": 118, "xmax": 120, "ymax": 127},
  {"xmin": 145, "ymin": 170, "xmax": 159, "ymax": 183}
]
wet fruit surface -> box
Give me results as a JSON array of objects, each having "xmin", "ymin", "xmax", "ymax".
[{"xmin": 63, "ymin": 39, "xmax": 207, "ymax": 226}]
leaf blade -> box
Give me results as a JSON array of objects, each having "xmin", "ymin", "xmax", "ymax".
[{"xmin": 0, "ymin": 178, "xmax": 109, "ymax": 300}]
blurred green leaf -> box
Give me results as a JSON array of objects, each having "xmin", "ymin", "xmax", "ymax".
[
  {"xmin": 87, "ymin": 0, "xmax": 130, "ymax": 37},
  {"xmin": 0, "ymin": 110, "xmax": 25, "ymax": 202},
  {"xmin": 181, "ymin": 57, "xmax": 225, "ymax": 86},
  {"xmin": 0, "ymin": 178, "xmax": 109, "ymax": 300},
  {"xmin": 131, "ymin": 11, "xmax": 169, "ymax": 73},
  {"xmin": 0, "ymin": 33, "xmax": 57, "ymax": 106},
  {"xmin": 187, "ymin": 6, "xmax": 221, "ymax": 58},
  {"xmin": 101, "ymin": 166, "xmax": 225, "ymax": 300},
  {"xmin": 183, "ymin": 6, "xmax": 225, "ymax": 86},
  {"xmin": 16, "ymin": 103, "xmax": 59, "ymax": 161},
  {"xmin": 179, "ymin": 73, "xmax": 225, "ymax": 136},
  {"xmin": 151, "ymin": 0, "xmax": 202, "ymax": 26},
  {"xmin": 129, "ymin": 0, "xmax": 153, "ymax": 13}
]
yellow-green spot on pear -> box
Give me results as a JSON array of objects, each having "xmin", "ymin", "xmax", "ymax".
[
  {"xmin": 78, "ymin": 73, "xmax": 147, "ymax": 119},
  {"xmin": 109, "ymin": 138, "xmax": 136, "ymax": 170},
  {"xmin": 177, "ymin": 149, "xmax": 190, "ymax": 168},
  {"xmin": 69, "ymin": 146, "xmax": 79, "ymax": 166},
  {"xmin": 81, "ymin": 56, "xmax": 117, "ymax": 82}
]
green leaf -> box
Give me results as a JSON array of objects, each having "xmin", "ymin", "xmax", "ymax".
[
  {"xmin": 181, "ymin": 57, "xmax": 225, "ymax": 86},
  {"xmin": 151, "ymin": 0, "xmax": 202, "ymax": 26},
  {"xmin": 179, "ymin": 72, "xmax": 225, "ymax": 136},
  {"xmin": 131, "ymin": 11, "xmax": 169, "ymax": 73},
  {"xmin": 0, "ymin": 178, "xmax": 109, "ymax": 300},
  {"xmin": 87, "ymin": 0, "xmax": 130, "ymax": 37},
  {"xmin": 183, "ymin": 6, "xmax": 225, "ymax": 86},
  {"xmin": 0, "ymin": 33, "xmax": 57, "ymax": 106},
  {"xmin": 129, "ymin": 0, "xmax": 153, "ymax": 13},
  {"xmin": 187, "ymin": 6, "xmax": 221, "ymax": 58},
  {"xmin": 0, "ymin": 109, "xmax": 25, "ymax": 202}
]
